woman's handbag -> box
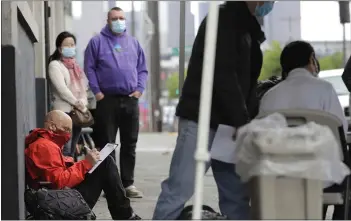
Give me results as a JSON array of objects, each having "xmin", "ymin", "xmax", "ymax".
[{"xmin": 70, "ymin": 107, "xmax": 94, "ymax": 127}]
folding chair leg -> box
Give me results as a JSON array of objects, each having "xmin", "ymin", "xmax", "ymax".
[{"xmin": 344, "ymin": 175, "xmax": 350, "ymax": 220}]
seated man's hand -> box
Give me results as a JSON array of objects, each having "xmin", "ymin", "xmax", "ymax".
[{"xmin": 86, "ymin": 149, "xmax": 100, "ymax": 166}]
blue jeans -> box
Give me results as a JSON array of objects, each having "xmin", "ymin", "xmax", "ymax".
[{"xmin": 153, "ymin": 118, "xmax": 250, "ymax": 220}]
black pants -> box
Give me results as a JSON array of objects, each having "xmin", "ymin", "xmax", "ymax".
[
  {"xmin": 323, "ymin": 204, "xmax": 349, "ymax": 220},
  {"xmin": 74, "ymin": 156, "xmax": 133, "ymax": 220},
  {"xmin": 63, "ymin": 124, "xmax": 82, "ymax": 158},
  {"xmin": 94, "ymin": 95, "xmax": 139, "ymax": 188}
]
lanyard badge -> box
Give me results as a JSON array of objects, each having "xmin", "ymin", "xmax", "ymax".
[{"xmin": 114, "ymin": 44, "xmax": 122, "ymax": 52}]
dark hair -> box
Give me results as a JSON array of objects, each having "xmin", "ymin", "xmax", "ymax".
[
  {"xmin": 48, "ymin": 31, "xmax": 76, "ymax": 63},
  {"xmin": 280, "ymin": 40, "xmax": 317, "ymax": 79},
  {"xmin": 108, "ymin": 7, "xmax": 123, "ymax": 19}
]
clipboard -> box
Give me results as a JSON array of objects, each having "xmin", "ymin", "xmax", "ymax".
[{"xmin": 88, "ymin": 143, "xmax": 118, "ymax": 174}]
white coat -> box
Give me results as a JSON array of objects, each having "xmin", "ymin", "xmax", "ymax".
[{"xmin": 259, "ymin": 68, "xmax": 348, "ymax": 133}]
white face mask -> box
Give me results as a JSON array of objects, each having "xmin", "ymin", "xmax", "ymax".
[{"xmin": 111, "ymin": 20, "xmax": 126, "ymax": 33}]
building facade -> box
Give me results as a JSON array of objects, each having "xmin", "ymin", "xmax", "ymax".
[
  {"xmin": 263, "ymin": 1, "xmax": 301, "ymax": 45},
  {"xmin": 71, "ymin": 1, "xmax": 108, "ymax": 66},
  {"xmin": 1, "ymin": 1, "xmax": 71, "ymax": 219}
]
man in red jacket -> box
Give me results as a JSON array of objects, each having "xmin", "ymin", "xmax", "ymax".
[{"xmin": 25, "ymin": 110, "xmax": 140, "ymax": 220}]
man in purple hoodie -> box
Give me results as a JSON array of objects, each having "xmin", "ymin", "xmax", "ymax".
[{"xmin": 84, "ymin": 7, "xmax": 148, "ymax": 198}]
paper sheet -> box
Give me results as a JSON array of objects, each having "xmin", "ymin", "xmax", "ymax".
[
  {"xmin": 210, "ymin": 124, "xmax": 237, "ymax": 164},
  {"xmin": 88, "ymin": 143, "xmax": 118, "ymax": 174}
]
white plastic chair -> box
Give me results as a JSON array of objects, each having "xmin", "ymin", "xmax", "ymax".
[{"xmin": 257, "ymin": 109, "xmax": 350, "ymax": 220}]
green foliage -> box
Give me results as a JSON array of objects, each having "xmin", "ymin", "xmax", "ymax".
[
  {"xmin": 166, "ymin": 43, "xmax": 344, "ymax": 96},
  {"xmin": 259, "ymin": 41, "xmax": 283, "ymax": 80},
  {"xmin": 258, "ymin": 41, "xmax": 344, "ymax": 80},
  {"xmin": 318, "ymin": 52, "xmax": 343, "ymax": 71},
  {"xmin": 166, "ymin": 70, "xmax": 187, "ymax": 99}
]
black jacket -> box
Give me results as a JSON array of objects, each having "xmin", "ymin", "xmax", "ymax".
[
  {"xmin": 176, "ymin": 2, "xmax": 266, "ymax": 129},
  {"xmin": 257, "ymin": 76, "xmax": 282, "ymax": 101},
  {"xmin": 342, "ymin": 55, "xmax": 351, "ymax": 92}
]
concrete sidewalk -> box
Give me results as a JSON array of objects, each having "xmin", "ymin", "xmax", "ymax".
[
  {"xmin": 92, "ymin": 151, "xmax": 219, "ymax": 219},
  {"xmin": 93, "ymin": 133, "xmax": 334, "ymax": 219}
]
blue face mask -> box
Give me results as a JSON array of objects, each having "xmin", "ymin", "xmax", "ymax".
[
  {"xmin": 254, "ymin": 1, "xmax": 274, "ymax": 17},
  {"xmin": 111, "ymin": 20, "xmax": 126, "ymax": 34},
  {"xmin": 61, "ymin": 47, "xmax": 76, "ymax": 58}
]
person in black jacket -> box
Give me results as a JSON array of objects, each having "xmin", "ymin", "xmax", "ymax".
[
  {"xmin": 342, "ymin": 55, "xmax": 351, "ymax": 93},
  {"xmin": 153, "ymin": 1, "xmax": 274, "ymax": 220}
]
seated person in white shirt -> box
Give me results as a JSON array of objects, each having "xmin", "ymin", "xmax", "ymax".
[
  {"xmin": 259, "ymin": 40, "xmax": 348, "ymax": 133},
  {"xmin": 260, "ymin": 41, "xmax": 348, "ymax": 220}
]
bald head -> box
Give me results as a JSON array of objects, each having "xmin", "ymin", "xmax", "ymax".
[{"xmin": 44, "ymin": 110, "xmax": 72, "ymax": 134}]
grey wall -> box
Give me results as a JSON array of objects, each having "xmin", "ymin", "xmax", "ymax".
[
  {"xmin": 17, "ymin": 22, "xmax": 37, "ymax": 134},
  {"xmin": 1, "ymin": 2, "xmax": 39, "ymax": 219}
]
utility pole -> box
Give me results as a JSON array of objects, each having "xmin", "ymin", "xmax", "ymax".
[
  {"xmin": 131, "ymin": 1, "xmax": 136, "ymax": 36},
  {"xmin": 179, "ymin": 2, "xmax": 186, "ymax": 96},
  {"xmin": 147, "ymin": 2, "xmax": 162, "ymax": 132},
  {"xmin": 339, "ymin": 1, "xmax": 350, "ymax": 66}
]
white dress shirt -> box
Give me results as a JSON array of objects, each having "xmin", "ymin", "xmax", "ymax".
[{"xmin": 259, "ymin": 68, "xmax": 348, "ymax": 133}]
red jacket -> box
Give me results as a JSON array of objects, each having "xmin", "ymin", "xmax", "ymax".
[{"xmin": 25, "ymin": 128, "xmax": 92, "ymax": 189}]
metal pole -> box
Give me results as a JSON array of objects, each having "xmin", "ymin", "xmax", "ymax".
[
  {"xmin": 131, "ymin": 0, "xmax": 136, "ymax": 36},
  {"xmin": 44, "ymin": 1, "xmax": 51, "ymax": 112},
  {"xmin": 147, "ymin": 1, "xmax": 162, "ymax": 132},
  {"xmin": 343, "ymin": 23, "xmax": 347, "ymax": 66},
  {"xmin": 192, "ymin": 2, "xmax": 219, "ymax": 219},
  {"xmin": 179, "ymin": 1, "xmax": 186, "ymax": 95}
]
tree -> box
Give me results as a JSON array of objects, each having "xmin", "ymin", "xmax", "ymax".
[
  {"xmin": 166, "ymin": 70, "xmax": 187, "ymax": 99},
  {"xmin": 259, "ymin": 41, "xmax": 283, "ymax": 80},
  {"xmin": 318, "ymin": 52, "xmax": 343, "ymax": 71}
]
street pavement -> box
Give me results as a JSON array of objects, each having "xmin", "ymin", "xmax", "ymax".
[
  {"xmin": 92, "ymin": 133, "xmax": 334, "ymax": 220},
  {"xmin": 93, "ymin": 133, "xmax": 220, "ymax": 219}
]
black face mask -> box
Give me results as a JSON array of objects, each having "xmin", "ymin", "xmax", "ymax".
[{"xmin": 315, "ymin": 58, "xmax": 320, "ymax": 74}]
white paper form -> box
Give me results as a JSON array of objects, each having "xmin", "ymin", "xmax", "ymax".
[
  {"xmin": 88, "ymin": 143, "xmax": 118, "ymax": 174},
  {"xmin": 210, "ymin": 124, "xmax": 237, "ymax": 164}
]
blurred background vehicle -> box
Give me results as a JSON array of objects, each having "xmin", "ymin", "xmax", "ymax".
[{"xmin": 319, "ymin": 68, "xmax": 349, "ymax": 116}]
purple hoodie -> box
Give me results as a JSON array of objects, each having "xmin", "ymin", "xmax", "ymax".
[{"xmin": 84, "ymin": 25, "xmax": 148, "ymax": 95}]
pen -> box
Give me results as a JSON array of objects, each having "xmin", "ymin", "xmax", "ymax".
[{"xmin": 84, "ymin": 145, "xmax": 92, "ymax": 151}]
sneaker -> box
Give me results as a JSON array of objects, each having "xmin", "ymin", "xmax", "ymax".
[
  {"xmin": 125, "ymin": 186, "xmax": 143, "ymax": 198},
  {"xmin": 129, "ymin": 214, "xmax": 142, "ymax": 220}
]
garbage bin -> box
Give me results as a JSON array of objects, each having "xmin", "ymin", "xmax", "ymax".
[
  {"xmin": 249, "ymin": 167, "xmax": 323, "ymax": 219},
  {"xmin": 233, "ymin": 113, "xmax": 350, "ymax": 220}
]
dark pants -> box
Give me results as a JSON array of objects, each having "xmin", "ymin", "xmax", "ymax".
[
  {"xmin": 94, "ymin": 95, "xmax": 139, "ymax": 188},
  {"xmin": 74, "ymin": 156, "xmax": 133, "ymax": 220},
  {"xmin": 63, "ymin": 124, "xmax": 82, "ymax": 158},
  {"xmin": 323, "ymin": 205, "xmax": 349, "ymax": 220}
]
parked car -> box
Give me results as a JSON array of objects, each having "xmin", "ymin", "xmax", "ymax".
[{"xmin": 319, "ymin": 68, "xmax": 349, "ymax": 116}]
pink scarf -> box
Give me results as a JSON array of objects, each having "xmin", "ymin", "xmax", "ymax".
[{"xmin": 61, "ymin": 58, "xmax": 87, "ymax": 102}]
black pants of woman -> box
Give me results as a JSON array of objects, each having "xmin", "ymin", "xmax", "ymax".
[{"xmin": 63, "ymin": 124, "xmax": 82, "ymax": 158}]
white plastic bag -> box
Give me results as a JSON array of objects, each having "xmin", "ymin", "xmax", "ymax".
[{"xmin": 234, "ymin": 113, "xmax": 350, "ymax": 186}]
